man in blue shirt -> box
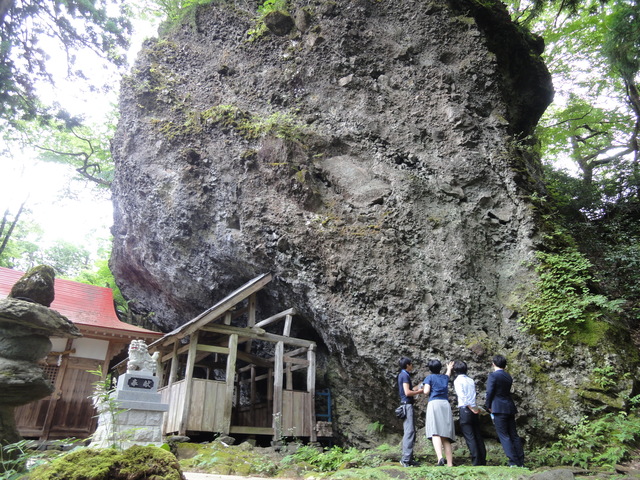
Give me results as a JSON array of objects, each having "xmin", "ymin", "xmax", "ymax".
[{"xmin": 397, "ymin": 357, "xmax": 424, "ymax": 467}]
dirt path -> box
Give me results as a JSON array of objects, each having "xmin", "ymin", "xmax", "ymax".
[{"xmin": 183, "ymin": 473, "xmax": 294, "ymax": 480}]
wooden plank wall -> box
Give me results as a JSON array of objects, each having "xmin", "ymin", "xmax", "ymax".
[
  {"xmin": 160, "ymin": 380, "xmax": 187, "ymax": 434},
  {"xmin": 282, "ymin": 390, "xmax": 311, "ymax": 437},
  {"xmin": 187, "ymin": 379, "xmax": 226, "ymax": 432}
]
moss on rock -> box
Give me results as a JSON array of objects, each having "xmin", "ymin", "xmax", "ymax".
[{"xmin": 28, "ymin": 445, "xmax": 185, "ymax": 480}]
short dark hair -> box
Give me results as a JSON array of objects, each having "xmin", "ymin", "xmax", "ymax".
[
  {"xmin": 428, "ymin": 359, "xmax": 442, "ymax": 373},
  {"xmin": 453, "ymin": 360, "xmax": 468, "ymax": 375},
  {"xmin": 399, "ymin": 357, "xmax": 413, "ymax": 370},
  {"xmin": 492, "ymin": 355, "xmax": 507, "ymax": 368}
]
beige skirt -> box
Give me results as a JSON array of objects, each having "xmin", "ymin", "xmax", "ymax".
[{"xmin": 425, "ymin": 399, "xmax": 456, "ymax": 441}]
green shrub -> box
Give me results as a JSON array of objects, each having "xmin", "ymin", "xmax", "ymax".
[
  {"xmin": 519, "ymin": 247, "xmax": 624, "ymax": 345},
  {"xmin": 529, "ymin": 410, "xmax": 640, "ymax": 468},
  {"xmin": 154, "ymin": 0, "xmax": 214, "ymax": 23},
  {"xmin": 282, "ymin": 445, "xmax": 365, "ymax": 472}
]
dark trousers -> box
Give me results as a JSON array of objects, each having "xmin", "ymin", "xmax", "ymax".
[
  {"xmin": 492, "ymin": 413, "xmax": 524, "ymax": 467},
  {"xmin": 401, "ymin": 404, "xmax": 415, "ymax": 463},
  {"xmin": 459, "ymin": 407, "xmax": 486, "ymax": 465}
]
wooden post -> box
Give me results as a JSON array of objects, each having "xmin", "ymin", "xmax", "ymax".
[
  {"xmin": 267, "ymin": 366, "xmax": 273, "ymax": 420},
  {"xmin": 222, "ymin": 333, "xmax": 238, "ymax": 434},
  {"xmin": 249, "ymin": 365, "xmax": 257, "ymax": 414},
  {"xmin": 245, "ymin": 293, "xmax": 257, "ymax": 353},
  {"xmin": 283, "ymin": 314, "xmax": 292, "ymax": 337},
  {"xmin": 168, "ymin": 340, "xmax": 179, "ymax": 387},
  {"xmin": 307, "ymin": 345, "xmax": 317, "ymax": 442},
  {"xmin": 286, "ymin": 362, "xmax": 293, "ymax": 390},
  {"xmin": 179, "ymin": 332, "xmax": 199, "ymax": 435},
  {"xmin": 273, "ymin": 341, "xmax": 284, "ymax": 443}
]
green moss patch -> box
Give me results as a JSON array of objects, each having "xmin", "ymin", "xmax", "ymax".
[{"xmin": 28, "ymin": 445, "xmax": 183, "ymax": 480}]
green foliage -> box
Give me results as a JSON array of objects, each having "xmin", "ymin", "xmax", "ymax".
[
  {"xmin": 247, "ymin": 0, "xmax": 290, "ymax": 41},
  {"xmin": 528, "ymin": 411, "xmax": 640, "ymax": 468},
  {"xmin": 0, "ymin": 0, "xmax": 131, "ymax": 132},
  {"xmin": 0, "ymin": 440, "xmax": 41, "ymax": 480},
  {"xmin": 0, "ymin": 208, "xmax": 42, "ymax": 269},
  {"xmin": 366, "ymin": 421, "xmax": 385, "ymax": 435},
  {"xmin": 42, "ymin": 240, "xmax": 91, "ymax": 277},
  {"xmin": 591, "ymin": 364, "xmax": 617, "ymax": 389},
  {"xmin": 87, "ymin": 366, "xmax": 128, "ymax": 450},
  {"xmin": 152, "ymin": 0, "xmax": 214, "ymax": 24},
  {"xmin": 519, "ymin": 245, "xmax": 624, "ymax": 344},
  {"xmin": 602, "ymin": 1, "xmax": 640, "ymax": 82},
  {"xmin": 281, "ymin": 445, "xmax": 381, "ymax": 472},
  {"xmin": 27, "ymin": 110, "xmax": 118, "ymax": 188},
  {"xmin": 75, "ymin": 258, "xmax": 128, "ymax": 315}
]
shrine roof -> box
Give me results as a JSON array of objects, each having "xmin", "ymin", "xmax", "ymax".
[{"xmin": 0, "ymin": 267, "xmax": 161, "ymax": 339}]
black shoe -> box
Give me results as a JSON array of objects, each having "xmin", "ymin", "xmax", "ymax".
[
  {"xmin": 408, "ymin": 460, "xmax": 421, "ymax": 467},
  {"xmin": 436, "ymin": 458, "xmax": 446, "ymax": 466},
  {"xmin": 400, "ymin": 461, "xmax": 411, "ymax": 467}
]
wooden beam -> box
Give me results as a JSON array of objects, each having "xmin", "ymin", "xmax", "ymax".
[
  {"xmin": 155, "ymin": 273, "xmax": 273, "ymax": 346},
  {"xmin": 238, "ymin": 372, "xmax": 270, "ymax": 383},
  {"xmin": 179, "ymin": 332, "xmax": 199, "ymax": 435},
  {"xmin": 196, "ymin": 344, "xmax": 229, "ymax": 355},
  {"xmin": 201, "ymin": 324, "xmax": 265, "ymax": 336},
  {"xmin": 282, "ymin": 356, "xmax": 309, "ymax": 366},
  {"xmin": 229, "ymin": 426, "xmax": 274, "ymax": 435},
  {"xmin": 200, "ymin": 323, "xmax": 315, "ymax": 348},
  {"xmin": 236, "ymin": 351, "xmax": 272, "ymax": 368},
  {"xmin": 254, "ymin": 308, "xmax": 296, "ymax": 329},
  {"xmin": 222, "ymin": 334, "xmax": 238, "ymax": 435},
  {"xmin": 284, "ymin": 347, "xmax": 308, "ymax": 358}
]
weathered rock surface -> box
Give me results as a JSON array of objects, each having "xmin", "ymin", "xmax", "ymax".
[
  {"xmin": 0, "ymin": 294, "xmax": 81, "ymax": 444},
  {"xmin": 110, "ymin": 0, "xmax": 638, "ymax": 444},
  {"xmin": 9, "ymin": 264, "xmax": 56, "ymax": 307}
]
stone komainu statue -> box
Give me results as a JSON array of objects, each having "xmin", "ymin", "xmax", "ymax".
[{"xmin": 126, "ymin": 340, "xmax": 159, "ymax": 374}]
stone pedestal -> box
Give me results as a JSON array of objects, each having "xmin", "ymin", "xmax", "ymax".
[{"xmin": 91, "ymin": 372, "xmax": 168, "ymax": 449}]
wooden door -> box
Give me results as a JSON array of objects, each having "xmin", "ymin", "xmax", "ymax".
[{"xmin": 16, "ymin": 357, "xmax": 102, "ymax": 440}]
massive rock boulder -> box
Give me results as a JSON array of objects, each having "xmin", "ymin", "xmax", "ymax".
[{"xmin": 110, "ymin": 0, "xmax": 637, "ymax": 444}]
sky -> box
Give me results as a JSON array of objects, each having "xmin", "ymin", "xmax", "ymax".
[{"xmin": 0, "ymin": 13, "xmax": 159, "ymax": 258}]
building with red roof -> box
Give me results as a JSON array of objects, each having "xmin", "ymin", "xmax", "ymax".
[{"xmin": 0, "ymin": 266, "xmax": 162, "ymax": 441}]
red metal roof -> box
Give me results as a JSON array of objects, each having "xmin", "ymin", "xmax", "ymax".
[{"xmin": 0, "ymin": 267, "xmax": 161, "ymax": 338}]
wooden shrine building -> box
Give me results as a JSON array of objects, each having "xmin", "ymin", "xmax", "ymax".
[
  {"xmin": 143, "ymin": 272, "xmax": 319, "ymax": 442},
  {"xmin": 0, "ymin": 267, "xmax": 162, "ymax": 440}
]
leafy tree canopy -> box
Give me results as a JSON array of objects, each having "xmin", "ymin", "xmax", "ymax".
[{"xmin": 0, "ymin": 0, "xmax": 132, "ymax": 133}]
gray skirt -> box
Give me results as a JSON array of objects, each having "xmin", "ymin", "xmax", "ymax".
[{"xmin": 425, "ymin": 399, "xmax": 456, "ymax": 441}]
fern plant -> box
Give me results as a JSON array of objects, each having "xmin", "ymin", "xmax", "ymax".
[{"xmin": 519, "ymin": 246, "xmax": 624, "ymax": 345}]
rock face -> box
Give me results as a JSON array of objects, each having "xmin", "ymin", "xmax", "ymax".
[{"xmin": 110, "ymin": 0, "xmax": 636, "ymax": 444}]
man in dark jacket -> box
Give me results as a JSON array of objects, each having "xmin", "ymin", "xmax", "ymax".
[{"xmin": 485, "ymin": 355, "xmax": 524, "ymax": 467}]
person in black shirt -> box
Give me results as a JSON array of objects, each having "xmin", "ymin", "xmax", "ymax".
[{"xmin": 397, "ymin": 356, "xmax": 423, "ymax": 467}]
